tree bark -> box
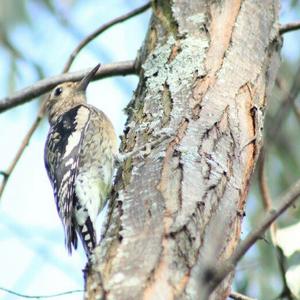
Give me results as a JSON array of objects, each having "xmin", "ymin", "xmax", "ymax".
[{"xmin": 85, "ymin": 1, "xmax": 280, "ymax": 299}]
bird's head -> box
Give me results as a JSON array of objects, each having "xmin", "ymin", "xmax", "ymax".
[{"xmin": 46, "ymin": 64, "xmax": 100, "ymax": 125}]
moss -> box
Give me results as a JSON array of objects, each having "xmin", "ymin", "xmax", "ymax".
[
  {"xmin": 133, "ymin": 100, "xmax": 146, "ymax": 123},
  {"xmin": 147, "ymin": 26, "xmax": 158, "ymax": 54},
  {"xmin": 122, "ymin": 156, "xmax": 133, "ymax": 187},
  {"xmin": 152, "ymin": 0, "xmax": 178, "ymax": 36},
  {"xmin": 161, "ymin": 84, "xmax": 172, "ymax": 127}
]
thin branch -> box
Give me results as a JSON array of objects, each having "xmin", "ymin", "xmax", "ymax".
[
  {"xmin": 229, "ymin": 291, "xmax": 257, "ymax": 300},
  {"xmin": 258, "ymin": 151, "xmax": 294, "ymax": 300},
  {"xmin": 0, "ymin": 104, "xmax": 46, "ymax": 199},
  {"xmin": 0, "ymin": 286, "xmax": 83, "ymax": 299},
  {"xmin": 276, "ymin": 77, "xmax": 300, "ymax": 125},
  {"xmin": 257, "ymin": 150, "xmax": 276, "ymax": 238},
  {"xmin": 63, "ymin": 2, "xmax": 151, "ymax": 72},
  {"xmin": 268, "ymin": 65, "xmax": 300, "ymax": 142},
  {"xmin": 1, "ymin": 30, "xmax": 45, "ymax": 79},
  {"xmin": 0, "ymin": 60, "xmax": 136, "ymax": 113},
  {"xmin": 207, "ymin": 177, "xmax": 300, "ymax": 294},
  {"xmin": 280, "ymin": 21, "xmax": 300, "ymax": 35},
  {"xmin": 0, "ymin": 60, "xmax": 136, "ymax": 199}
]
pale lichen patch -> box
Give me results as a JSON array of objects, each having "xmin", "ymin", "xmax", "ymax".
[{"xmin": 168, "ymin": 37, "xmax": 208, "ymax": 95}]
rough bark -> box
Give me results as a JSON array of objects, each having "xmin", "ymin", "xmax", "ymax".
[{"xmin": 85, "ymin": 1, "xmax": 280, "ymax": 299}]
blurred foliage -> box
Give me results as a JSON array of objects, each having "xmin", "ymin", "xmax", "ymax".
[
  {"xmin": 0, "ymin": 0, "xmax": 29, "ymax": 30},
  {"xmin": 0, "ymin": 0, "xmax": 78, "ymax": 94},
  {"xmin": 0, "ymin": 0, "xmax": 299, "ymax": 299},
  {"xmin": 235, "ymin": 0, "xmax": 300, "ymax": 296}
]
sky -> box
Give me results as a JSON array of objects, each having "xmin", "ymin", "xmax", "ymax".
[{"xmin": 0, "ymin": 1, "xmax": 300, "ymax": 300}]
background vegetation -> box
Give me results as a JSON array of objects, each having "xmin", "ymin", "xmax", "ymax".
[{"xmin": 0, "ymin": 1, "xmax": 300, "ymax": 299}]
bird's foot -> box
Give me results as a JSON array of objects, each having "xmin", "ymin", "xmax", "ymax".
[{"xmin": 116, "ymin": 128, "xmax": 174, "ymax": 164}]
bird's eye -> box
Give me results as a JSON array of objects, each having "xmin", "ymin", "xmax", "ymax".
[{"xmin": 54, "ymin": 87, "xmax": 63, "ymax": 97}]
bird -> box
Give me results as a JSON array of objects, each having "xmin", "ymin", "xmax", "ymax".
[{"xmin": 44, "ymin": 64, "xmax": 117, "ymax": 257}]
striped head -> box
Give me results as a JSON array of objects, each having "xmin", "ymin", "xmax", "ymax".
[{"xmin": 46, "ymin": 64, "xmax": 100, "ymax": 126}]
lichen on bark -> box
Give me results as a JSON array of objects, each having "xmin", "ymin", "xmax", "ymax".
[{"xmin": 85, "ymin": 1, "xmax": 281, "ymax": 299}]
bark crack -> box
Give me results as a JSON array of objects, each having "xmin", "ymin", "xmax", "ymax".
[
  {"xmin": 191, "ymin": 0, "xmax": 243, "ymax": 117},
  {"xmin": 143, "ymin": 118, "xmax": 189, "ymax": 299}
]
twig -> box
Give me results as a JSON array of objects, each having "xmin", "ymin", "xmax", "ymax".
[
  {"xmin": 0, "ymin": 286, "xmax": 83, "ymax": 299},
  {"xmin": 229, "ymin": 291, "xmax": 257, "ymax": 300},
  {"xmin": 0, "ymin": 104, "xmax": 46, "ymax": 199},
  {"xmin": 276, "ymin": 77, "xmax": 300, "ymax": 125},
  {"xmin": 63, "ymin": 2, "xmax": 151, "ymax": 72},
  {"xmin": 258, "ymin": 151, "xmax": 294, "ymax": 300},
  {"xmin": 257, "ymin": 151, "xmax": 271, "ymax": 209},
  {"xmin": 268, "ymin": 65, "xmax": 300, "ymax": 141},
  {"xmin": 1, "ymin": 30, "xmax": 45, "ymax": 79},
  {"xmin": 0, "ymin": 60, "xmax": 136, "ymax": 113},
  {"xmin": 280, "ymin": 21, "xmax": 300, "ymax": 35},
  {"xmin": 257, "ymin": 150, "xmax": 276, "ymax": 239},
  {"xmin": 207, "ymin": 177, "xmax": 300, "ymax": 294}
]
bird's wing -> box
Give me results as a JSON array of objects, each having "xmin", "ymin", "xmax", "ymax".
[{"xmin": 44, "ymin": 104, "xmax": 91, "ymax": 252}]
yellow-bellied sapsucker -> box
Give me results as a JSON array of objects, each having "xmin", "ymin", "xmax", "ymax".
[{"xmin": 44, "ymin": 64, "xmax": 117, "ymax": 257}]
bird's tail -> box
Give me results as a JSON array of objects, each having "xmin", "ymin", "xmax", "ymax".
[
  {"xmin": 65, "ymin": 221, "xmax": 78, "ymax": 254},
  {"xmin": 77, "ymin": 217, "xmax": 97, "ymax": 257}
]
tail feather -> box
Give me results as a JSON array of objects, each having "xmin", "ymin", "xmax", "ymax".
[
  {"xmin": 78, "ymin": 217, "xmax": 96, "ymax": 257},
  {"xmin": 65, "ymin": 222, "xmax": 78, "ymax": 254}
]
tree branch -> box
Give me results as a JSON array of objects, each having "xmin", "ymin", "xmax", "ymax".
[
  {"xmin": 268, "ymin": 65, "xmax": 300, "ymax": 141},
  {"xmin": 0, "ymin": 2, "xmax": 149, "ymax": 201},
  {"xmin": 0, "ymin": 286, "xmax": 83, "ymax": 299},
  {"xmin": 229, "ymin": 291, "xmax": 257, "ymax": 300},
  {"xmin": 0, "ymin": 60, "xmax": 136, "ymax": 113},
  {"xmin": 0, "ymin": 60, "xmax": 137, "ymax": 199},
  {"xmin": 257, "ymin": 150, "xmax": 277, "ymax": 244},
  {"xmin": 207, "ymin": 177, "xmax": 300, "ymax": 295},
  {"xmin": 0, "ymin": 104, "xmax": 45, "ymax": 199},
  {"xmin": 258, "ymin": 151, "xmax": 294, "ymax": 300},
  {"xmin": 63, "ymin": 2, "xmax": 151, "ymax": 72},
  {"xmin": 280, "ymin": 21, "xmax": 300, "ymax": 35},
  {"xmin": 1, "ymin": 30, "xmax": 45, "ymax": 79}
]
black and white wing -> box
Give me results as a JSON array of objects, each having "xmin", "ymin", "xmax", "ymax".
[{"xmin": 44, "ymin": 104, "xmax": 91, "ymax": 253}]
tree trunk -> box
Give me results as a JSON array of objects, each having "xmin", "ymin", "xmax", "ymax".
[{"xmin": 85, "ymin": 1, "xmax": 280, "ymax": 299}]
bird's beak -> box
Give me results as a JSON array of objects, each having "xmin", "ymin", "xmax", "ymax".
[{"xmin": 77, "ymin": 64, "xmax": 100, "ymax": 91}]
